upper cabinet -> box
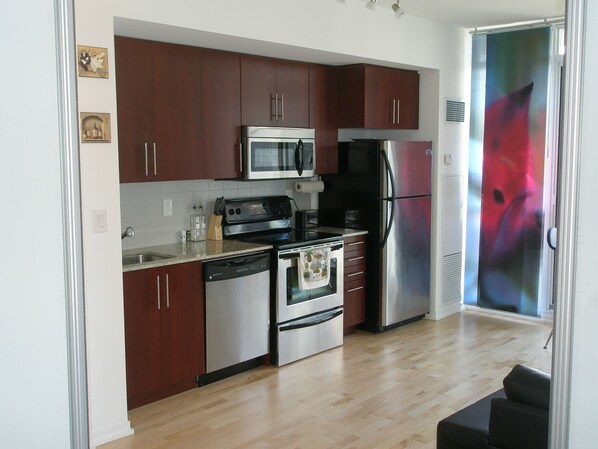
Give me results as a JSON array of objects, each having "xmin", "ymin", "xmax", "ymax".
[
  {"xmin": 241, "ymin": 55, "xmax": 309, "ymax": 128},
  {"xmin": 309, "ymin": 64, "xmax": 339, "ymax": 174},
  {"xmin": 198, "ymin": 48, "xmax": 242, "ymax": 179},
  {"xmin": 115, "ymin": 37, "xmax": 202, "ymax": 182},
  {"xmin": 338, "ymin": 64, "xmax": 419, "ymax": 129},
  {"xmin": 116, "ymin": 38, "xmax": 242, "ymax": 182}
]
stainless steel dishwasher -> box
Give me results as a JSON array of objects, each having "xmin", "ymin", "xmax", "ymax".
[{"xmin": 204, "ymin": 253, "xmax": 270, "ymax": 373}]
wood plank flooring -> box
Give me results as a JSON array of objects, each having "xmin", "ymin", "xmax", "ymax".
[{"xmin": 100, "ymin": 310, "xmax": 552, "ymax": 449}]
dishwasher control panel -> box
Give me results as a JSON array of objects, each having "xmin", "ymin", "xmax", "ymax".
[{"xmin": 204, "ymin": 253, "xmax": 270, "ymax": 282}]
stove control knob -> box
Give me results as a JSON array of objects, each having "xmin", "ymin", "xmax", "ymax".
[{"xmin": 228, "ymin": 209, "xmax": 234, "ymax": 215}]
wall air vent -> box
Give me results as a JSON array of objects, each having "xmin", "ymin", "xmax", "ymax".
[
  {"xmin": 446, "ymin": 99, "xmax": 465, "ymax": 123},
  {"xmin": 442, "ymin": 252, "xmax": 463, "ymax": 303}
]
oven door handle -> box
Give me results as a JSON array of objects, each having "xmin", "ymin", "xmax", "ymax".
[
  {"xmin": 279, "ymin": 309, "xmax": 343, "ymax": 332},
  {"xmin": 279, "ymin": 243, "xmax": 343, "ymax": 260}
]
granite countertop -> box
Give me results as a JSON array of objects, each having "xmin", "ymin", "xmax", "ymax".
[
  {"xmin": 316, "ymin": 226, "xmax": 368, "ymax": 238},
  {"xmin": 122, "ymin": 240, "xmax": 273, "ymax": 272}
]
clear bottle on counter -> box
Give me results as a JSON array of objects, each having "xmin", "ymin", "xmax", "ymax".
[{"xmin": 190, "ymin": 203, "xmax": 207, "ymax": 242}]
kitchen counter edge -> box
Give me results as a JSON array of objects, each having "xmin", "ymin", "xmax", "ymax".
[{"xmin": 122, "ymin": 240, "xmax": 273, "ymax": 272}]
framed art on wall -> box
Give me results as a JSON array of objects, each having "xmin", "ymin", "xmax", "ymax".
[
  {"xmin": 77, "ymin": 45, "xmax": 108, "ymax": 78},
  {"xmin": 80, "ymin": 112, "xmax": 111, "ymax": 142}
]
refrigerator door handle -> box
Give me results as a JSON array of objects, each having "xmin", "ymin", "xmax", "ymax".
[{"xmin": 380, "ymin": 149, "xmax": 396, "ymax": 248}]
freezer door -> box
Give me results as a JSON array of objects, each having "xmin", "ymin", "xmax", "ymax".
[
  {"xmin": 381, "ymin": 196, "xmax": 431, "ymax": 326},
  {"xmin": 384, "ymin": 141, "xmax": 432, "ymax": 198}
]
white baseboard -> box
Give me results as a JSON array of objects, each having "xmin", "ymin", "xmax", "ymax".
[
  {"xmin": 426, "ymin": 300, "xmax": 464, "ymax": 321},
  {"xmin": 464, "ymin": 305, "xmax": 552, "ymax": 323},
  {"xmin": 91, "ymin": 421, "xmax": 134, "ymax": 448}
]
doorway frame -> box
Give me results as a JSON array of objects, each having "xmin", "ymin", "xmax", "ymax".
[{"xmin": 549, "ymin": 0, "xmax": 585, "ymax": 447}]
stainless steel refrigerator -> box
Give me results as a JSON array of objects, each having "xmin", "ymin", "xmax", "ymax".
[{"xmin": 319, "ymin": 140, "xmax": 432, "ymax": 332}]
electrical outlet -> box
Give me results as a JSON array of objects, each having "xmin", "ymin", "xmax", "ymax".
[{"xmin": 163, "ymin": 199, "xmax": 173, "ymax": 216}]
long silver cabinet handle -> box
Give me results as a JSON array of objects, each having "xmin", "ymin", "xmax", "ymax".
[
  {"xmin": 239, "ymin": 142, "xmax": 243, "ymax": 173},
  {"xmin": 156, "ymin": 275, "xmax": 161, "ymax": 310},
  {"xmin": 347, "ymin": 241, "xmax": 365, "ymax": 247},
  {"xmin": 271, "ymin": 94, "xmax": 277, "ymax": 120},
  {"xmin": 347, "ymin": 286, "xmax": 364, "ymax": 293},
  {"xmin": 392, "ymin": 99, "xmax": 396, "ymax": 124},
  {"xmin": 144, "ymin": 143, "xmax": 149, "ymax": 176},
  {"xmin": 153, "ymin": 143, "xmax": 157, "ymax": 176},
  {"xmin": 279, "ymin": 93, "xmax": 284, "ymax": 121},
  {"xmin": 347, "ymin": 271, "xmax": 364, "ymax": 277},
  {"xmin": 347, "ymin": 256, "xmax": 365, "ymax": 262},
  {"xmin": 165, "ymin": 274, "xmax": 170, "ymax": 308},
  {"xmin": 396, "ymin": 99, "xmax": 400, "ymax": 125}
]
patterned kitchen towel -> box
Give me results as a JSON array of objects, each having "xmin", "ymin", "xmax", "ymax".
[{"xmin": 298, "ymin": 247, "xmax": 331, "ymax": 291}]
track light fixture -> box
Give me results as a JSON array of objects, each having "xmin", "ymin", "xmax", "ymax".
[{"xmin": 392, "ymin": 0, "xmax": 405, "ymax": 18}]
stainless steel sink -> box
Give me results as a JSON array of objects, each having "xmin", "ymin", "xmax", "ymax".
[{"xmin": 122, "ymin": 252, "xmax": 175, "ymax": 266}]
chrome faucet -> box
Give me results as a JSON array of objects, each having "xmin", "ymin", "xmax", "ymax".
[{"xmin": 121, "ymin": 226, "xmax": 135, "ymax": 240}]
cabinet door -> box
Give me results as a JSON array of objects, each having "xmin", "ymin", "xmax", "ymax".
[
  {"xmin": 363, "ymin": 65, "xmax": 397, "ymax": 129},
  {"xmin": 277, "ymin": 60, "xmax": 309, "ymax": 127},
  {"xmin": 115, "ymin": 37, "xmax": 150, "ymax": 182},
  {"xmin": 309, "ymin": 64, "xmax": 338, "ymax": 174},
  {"xmin": 396, "ymin": 69, "xmax": 419, "ymax": 129},
  {"xmin": 241, "ymin": 55, "xmax": 278, "ymax": 126},
  {"xmin": 199, "ymin": 49, "xmax": 241, "ymax": 179},
  {"xmin": 160, "ymin": 262, "xmax": 205, "ymax": 387},
  {"xmin": 123, "ymin": 269, "xmax": 162, "ymax": 405},
  {"xmin": 146, "ymin": 41, "xmax": 202, "ymax": 181}
]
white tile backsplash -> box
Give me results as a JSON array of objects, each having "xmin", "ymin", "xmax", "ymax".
[{"xmin": 120, "ymin": 179, "xmax": 302, "ymax": 249}]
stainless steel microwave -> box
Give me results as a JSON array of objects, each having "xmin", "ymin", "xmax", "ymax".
[{"xmin": 241, "ymin": 126, "xmax": 316, "ymax": 180}]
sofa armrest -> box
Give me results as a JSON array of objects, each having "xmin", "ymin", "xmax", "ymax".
[
  {"xmin": 503, "ymin": 364, "xmax": 550, "ymax": 409},
  {"xmin": 488, "ymin": 398, "xmax": 549, "ymax": 449}
]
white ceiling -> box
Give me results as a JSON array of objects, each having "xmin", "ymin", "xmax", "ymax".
[{"xmin": 383, "ymin": 0, "xmax": 565, "ymax": 28}]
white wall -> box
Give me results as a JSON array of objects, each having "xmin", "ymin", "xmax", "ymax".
[
  {"xmin": 74, "ymin": 0, "xmax": 470, "ymax": 445},
  {"xmin": 0, "ymin": 1, "xmax": 72, "ymax": 448},
  {"xmin": 567, "ymin": 0, "xmax": 598, "ymax": 445}
]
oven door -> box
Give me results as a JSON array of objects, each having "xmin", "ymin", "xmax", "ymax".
[{"xmin": 276, "ymin": 242, "xmax": 343, "ymax": 323}]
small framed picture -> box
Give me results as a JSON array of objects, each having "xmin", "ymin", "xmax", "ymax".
[
  {"xmin": 80, "ymin": 112, "xmax": 111, "ymax": 143},
  {"xmin": 77, "ymin": 45, "xmax": 109, "ymax": 79}
]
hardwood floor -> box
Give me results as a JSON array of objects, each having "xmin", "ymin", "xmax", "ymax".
[{"xmin": 100, "ymin": 311, "xmax": 552, "ymax": 449}]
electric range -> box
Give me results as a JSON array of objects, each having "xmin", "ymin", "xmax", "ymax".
[{"xmin": 222, "ymin": 195, "xmax": 345, "ymax": 366}]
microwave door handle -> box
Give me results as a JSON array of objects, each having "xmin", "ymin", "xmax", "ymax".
[{"xmin": 295, "ymin": 139, "xmax": 304, "ymax": 176}]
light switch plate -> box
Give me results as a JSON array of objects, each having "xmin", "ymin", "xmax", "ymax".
[
  {"xmin": 163, "ymin": 199, "xmax": 173, "ymax": 216},
  {"xmin": 93, "ymin": 209, "xmax": 108, "ymax": 233},
  {"xmin": 444, "ymin": 154, "xmax": 453, "ymax": 165}
]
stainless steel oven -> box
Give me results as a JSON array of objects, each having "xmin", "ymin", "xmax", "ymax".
[{"xmin": 275, "ymin": 241, "xmax": 344, "ymax": 366}]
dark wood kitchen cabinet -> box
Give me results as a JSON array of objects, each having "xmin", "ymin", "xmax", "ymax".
[
  {"xmin": 198, "ymin": 48, "xmax": 242, "ymax": 179},
  {"xmin": 115, "ymin": 37, "xmax": 202, "ymax": 183},
  {"xmin": 241, "ymin": 54, "xmax": 309, "ymax": 127},
  {"xmin": 123, "ymin": 261, "xmax": 205, "ymax": 409},
  {"xmin": 343, "ymin": 234, "xmax": 367, "ymax": 334},
  {"xmin": 309, "ymin": 64, "xmax": 339, "ymax": 174},
  {"xmin": 338, "ymin": 64, "xmax": 419, "ymax": 129}
]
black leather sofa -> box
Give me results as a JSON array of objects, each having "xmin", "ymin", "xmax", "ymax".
[{"xmin": 436, "ymin": 365, "xmax": 550, "ymax": 449}]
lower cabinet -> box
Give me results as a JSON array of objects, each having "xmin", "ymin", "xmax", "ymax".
[
  {"xmin": 343, "ymin": 235, "xmax": 367, "ymax": 334},
  {"xmin": 123, "ymin": 261, "xmax": 205, "ymax": 409}
]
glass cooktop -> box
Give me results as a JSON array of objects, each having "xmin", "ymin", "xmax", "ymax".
[{"xmin": 237, "ymin": 229, "xmax": 342, "ymax": 250}]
